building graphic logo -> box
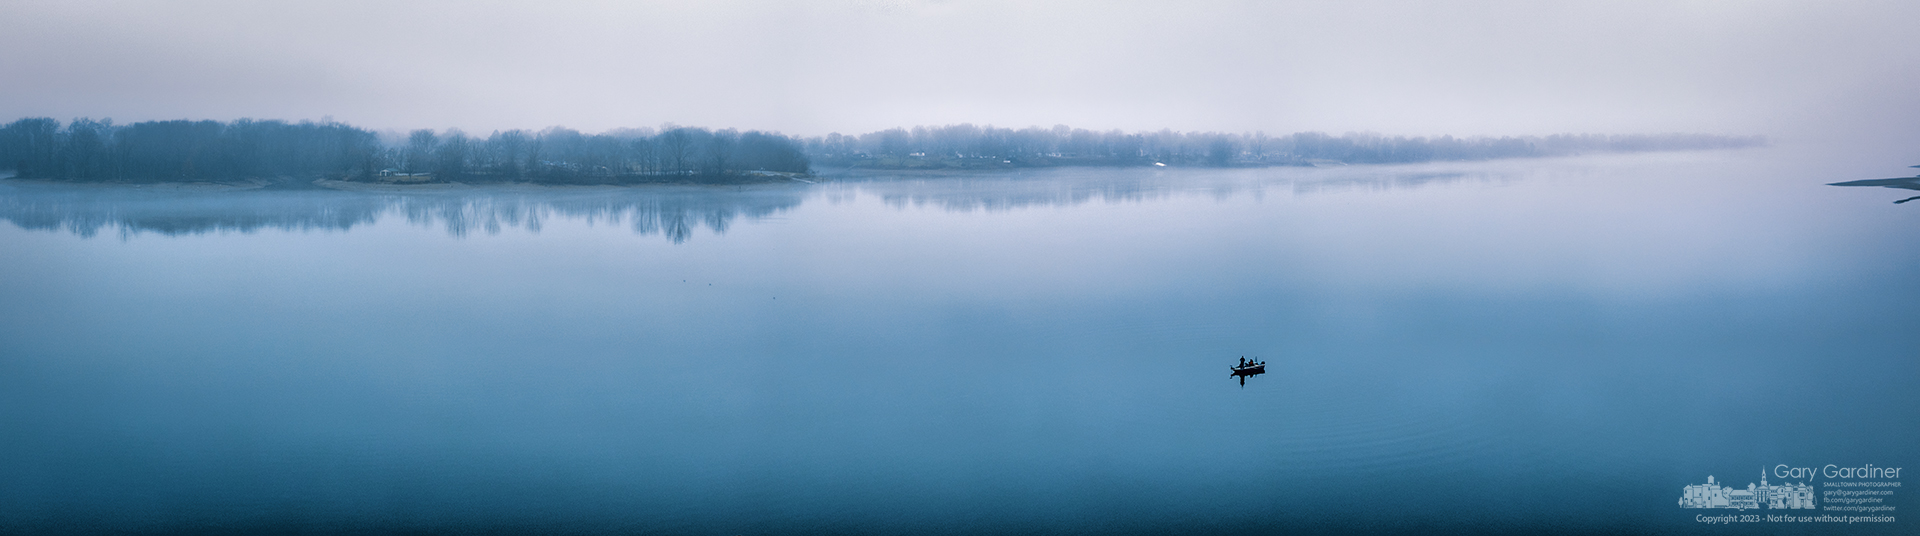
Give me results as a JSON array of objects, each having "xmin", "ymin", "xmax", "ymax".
[{"xmin": 1680, "ymin": 469, "xmax": 1815, "ymax": 510}]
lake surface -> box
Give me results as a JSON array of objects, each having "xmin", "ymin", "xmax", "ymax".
[{"xmin": 1, "ymin": 145, "xmax": 1914, "ymax": 535}]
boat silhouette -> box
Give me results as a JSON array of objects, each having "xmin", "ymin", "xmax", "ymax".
[{"xmin": 1231, "ymin": 357, "xmax": 1266, "ymax": 386}]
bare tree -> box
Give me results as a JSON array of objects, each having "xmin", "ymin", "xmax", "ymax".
[
  {"xmin": 404, "ymin": 129, "xmax": 437, "ymax": 174},
  {"xmin": 661, "ymin": 128, "xmax": 693, "ymax": 176}
]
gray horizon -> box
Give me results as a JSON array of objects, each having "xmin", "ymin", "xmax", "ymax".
[{"xmin": 3, "ymin": 0, "xmax": 1918, "ymax": 146}]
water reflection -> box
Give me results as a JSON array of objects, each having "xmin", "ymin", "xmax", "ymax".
[
  {"xmin": 0, "ymin": 181, "xmax": 807, "ymax": 242},
  {"xmin": 819, "ymin": 164, "xmax": 1482, "ymax": 212},
  {"xmin": 1230, "ymin": 357, "xmax": 1267, "ymax": 386},
  {"xmin": 2, "ymin": 148, "xmax": 1915, "ymax": 535},
  {"xmin": 1, "ymin": 164, "xmax": 1494, "ymax": 241}
]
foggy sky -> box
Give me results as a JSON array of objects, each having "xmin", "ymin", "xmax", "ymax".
[{"xmin": 3, "ymin": 0, "xmax": 1917, "ymax": 143}]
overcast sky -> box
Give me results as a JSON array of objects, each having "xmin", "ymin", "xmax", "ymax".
[{"xmin": 3, "ymin": 0, "xmax": 1917, "ymax": 141}]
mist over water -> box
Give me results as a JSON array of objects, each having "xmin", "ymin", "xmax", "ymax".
[
  {"xmin": 0, "ymin": 145, "xmax": 1915, "ymax": 534},
  {"xmin": 6, "ymin": 0, "xmax": 1916, "ymax": 532}
]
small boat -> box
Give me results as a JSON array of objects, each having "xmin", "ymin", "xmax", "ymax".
[{"xmin": 1231, "ymin": 357, "xmax": 1266, "ymax": 385}]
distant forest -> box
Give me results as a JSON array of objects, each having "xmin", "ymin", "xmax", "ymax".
[
  {"xmin": 0, "ymin": 117, "xmax": 1766, "ymax": 183},
  {"xmin": 0, "ymin": 118, "xmax": 810, "ymax": 184},
  {"xmin": 809, "ymin": 125, "xmax": 1765, "ymax": 169}
]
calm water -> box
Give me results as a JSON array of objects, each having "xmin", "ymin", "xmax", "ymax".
[{"xmin": 1, "ymin": 146, "xmax": 1914, "ymax": 534}]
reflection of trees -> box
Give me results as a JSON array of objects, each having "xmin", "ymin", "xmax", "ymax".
[
  {"xmin": 827, "ymin": 169, "xmax": 1172, "ymax": 212},
  {"xmin": 1286, "ymin": 170, "xmax": 1473, "ymax": 195},
  {"xmin": 1, "ymin": 165, "xmax": 1490, "ymax": 241},
  {"xmin": 821, "ymin": 165, "xmax": 1479, "ymax": 211},
  {"xmin": 0, "ymin": 185, "xmax": 388, "ymax": 239},
  {"xmin": 0, "ymin": 182, "xmax": 805, "ymax": 243}
]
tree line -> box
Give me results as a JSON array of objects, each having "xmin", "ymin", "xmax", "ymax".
[
  {"xmin": 1, "ymin": 116, "xmax": 1766, "ymax": 182},
  {"xmin": 805, "ymin": 124, "xmax": 1767, "ymax": 169},
  {"xmin": 386, "ymin": 125, "xmax": 810, "ymax": 182},
  {"xmin": 0, "ymin": 118, "xmax": 382, "ymax": 182},
  {"xmin": 0, "ymin": 118, "xmax": 811, "ymax": 183}
]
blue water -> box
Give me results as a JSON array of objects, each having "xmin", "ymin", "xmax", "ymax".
[{"xmin": 1, "ymin": 146, "xmax": 1914, "ymax": 534}]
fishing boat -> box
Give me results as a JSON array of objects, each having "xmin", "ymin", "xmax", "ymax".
[{"xmin": 1231, "ymin": 357, "xmax": 1266, "ymax": 385}]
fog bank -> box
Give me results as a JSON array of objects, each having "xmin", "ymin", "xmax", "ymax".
[{"xmin": 2, "ymin": 1, "xmax": 1916, "ymax": 144}]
